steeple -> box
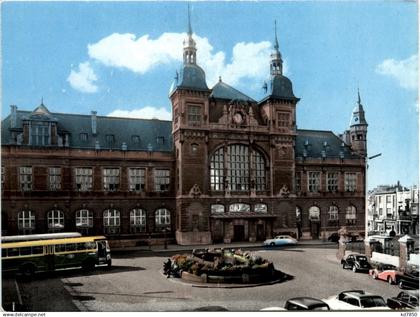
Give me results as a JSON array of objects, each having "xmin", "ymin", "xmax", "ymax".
[
  {"xmin": 270, "ymin": 20, "xmax": 283, "ymax": 76},
  {"xmin": 350, "ymin": 88, "xmax": 368, "ymax": 127},
  {"xmin": 348, "ymin": 89, "xmax": 368, "ymax": 157},
  {"xmin": 183, "ymin": 3, "xmax": 197, "ymax": 65}
]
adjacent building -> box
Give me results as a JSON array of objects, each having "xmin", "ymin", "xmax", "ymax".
[{"xmin": 1, "ymin": 19, "xmax": 368, "ymax": 246}]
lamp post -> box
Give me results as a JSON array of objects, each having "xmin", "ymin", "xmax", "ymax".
[{"xmin": 366, "ymin": 153, "xmax": 382, "ymax": 238}]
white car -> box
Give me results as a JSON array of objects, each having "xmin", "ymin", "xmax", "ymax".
[
  {"xmin": 263, "ymin": 235, "xmax": 298, "ymax": 247},
  {"xmin": 323, "ymin": 290, "xmax": 391, "ymax": 310}
]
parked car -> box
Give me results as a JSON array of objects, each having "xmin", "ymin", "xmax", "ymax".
[
  {"xmin": 323, "ymin": 290, "xmax": 390, "ymax": 310},
  {"xmin": 284, "ymin": 297, "xmax": 330, "ymax": 310},
  {"xmin": 328, "ymin": 232, "xmax": 340, "ymax": 243},
  {"xmin": 263, "ymin": 235, "xmax": 298, "ymax": 247},
  {"xmin": 398, "ymin": 270, "xmax": 419, "ymax": 289},
  {"xmin": 341, "ymin": 253, "xmax": 371, "ymax": 273},
  {"xmin": 369, "ymin": 263, "xmax": 401, "ymax": 284},
  {"xmin": 387, "ymin": 290, "xmax": 419, "ymax": 310}
]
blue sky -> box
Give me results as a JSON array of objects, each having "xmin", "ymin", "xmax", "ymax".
[{"xmin": 2, "ymin": 1, "xmax": 418, "ymax": 189}]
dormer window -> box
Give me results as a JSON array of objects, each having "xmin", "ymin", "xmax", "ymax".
[
  {"xmin": 131, "ymin": 135, "xmax": 140, "ymax": 144},
  {"xmin": 106, "ymin": 134, "xmax": 115, "ymax": 144},
  {"xmin": 156, "ymin": 136, "xmax": 165, "ymax": 145},
  {"xmin": 30, "ymin": 122, "xmax": 50, "ymax": 146},
  {"xmin": 79, "ymin": 133, "xmax": 88, "ymax": 141}
]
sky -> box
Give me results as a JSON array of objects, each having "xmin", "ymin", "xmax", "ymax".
[{"xmin": 1, "ymin": 1, "xmax": 418, "ymax": 190}]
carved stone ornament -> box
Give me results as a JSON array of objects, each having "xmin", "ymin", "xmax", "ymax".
[
  {"xmin": 189, "ymin": 184, "xmax": 202, "ymax": 198},
  {"xmin": 279, "ymin": 184, "xmax": 290, "ymax": 198}
]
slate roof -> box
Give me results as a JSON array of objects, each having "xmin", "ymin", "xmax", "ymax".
[
  {"xmin": 2, "ymin": 110, "xmax": 173, "ymax": 152},
  {"xmin": 210, "ymin": 80, "xmax": 256, "ymax": 102},
  {"xmin": 295, "ymin": 129, "xmax": 361, "ymax": 160}
]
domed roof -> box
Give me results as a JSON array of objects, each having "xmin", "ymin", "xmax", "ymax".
[
  {"xmin": 210, "ymin": 80, "xmax": 255, "ymax": 102},
  {"xmin": 178, "ymin": 64, "xmax": 208, "ymax": 90},
  {"xmin": 269, "ymin": 75, "xmax": 296, "ymax": 100}
]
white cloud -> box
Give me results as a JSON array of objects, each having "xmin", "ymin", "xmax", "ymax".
[
  {"xmin": 67, "ymin": 62, "xmax": 98, "ymax": 93},
  {"xmin": 107, "ymin": 106, "xmax": 172, "ymax": 120},
  {"xmin": 376, "ymin": 55, "xmax": 418, "ymax": 90},
  {"xmin": 86, "ymin": 32, "xmax": 279, "ymax": 88}
]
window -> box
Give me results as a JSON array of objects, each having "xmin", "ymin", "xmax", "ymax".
[
  {"xmin": 346, "ymin": 206, "xmax": 357, "ymax": 225},
  {"xmin": 327, "ymin": 172, "xmax": 338, "ymax": 192},
  {"xmin": 75, "ymin": 168, "xmax": 93, "ymax": 191},
  {"xmin": 79, "ymin": 133, "xmax": 88, "ymax": 141},
  {"xmin": 229, "ymin": 203, "xmax": 251, "ymax": 213},
  {"xmin": 47, "ymin": 209, "xmax": 64, "ymax": 232},
  {"xmin": 131, "ymin": 135, "xmax": 140, "ymax": 144},
  {"xmin": 295, "ymin": 172, "xmax": 301, "ymax": 192},
  {"xmin": 188, "ymin": 105, "xmax": 201, "ymax": 124},
  {"xmin": 154, "ymin": 169, "xmax": 170, "ymax": 192},
  {"xmin": 19, "ymin": 167, "xmax": 32, "ymax": 191},
  {"xmin": 106, "ymin": 134, "xmax": 115, "ymax": 144},
  {"xmin": 75, "ymin": 209, "xmax": 93, "ymax": 235},
  {"xmin": 103, "ymin": 209, "xmax": 120, "ymax": 234},
  {"xmin": 156, "ymin": 136, "xmax": 165, "ymax": 145},
  {"xmin": 129, "ymin": 168, "xmax": 145, "ymax": 191},
  {"xmin": 386, "ymin": 195, "xmax": 392, "ymax": 203},
  {"xmin": 277, "ymin": 112, "xmax": 290, "ymax": 127},
  {"xmin": 254, "ymin": 204, "xmax": 267, "ymax": 213},
  {"xmin": 211, "ymin": 204, "xmax": 225, "ymax": 214},
  {"xmin": 191, "ymin": 143, "xmax": 198, "ymax": 154},
  {"xmin": 228, "ymin": 145, "xmax": 249, "ymax": 191},
  {"xmin": 379, "ymin": 208, "xmax": 383, "ymax": 216},
  {"xmin": 328, "ymin": 205, "xmax": 339, "ymax": 224},
  {"xmin": 103, "ymin": 168, "xmax": 120, "ymax": 191},
  {"xmin": 345, "ymin": 173, "xmax": 357, "ymax": 192},
  {"xmin": 30, "ymin": 122, "xmax": 50, "ymax": 145},
  {"xmin": 308, "ymin": 172, "xmax": 321, "ymax": 192},
  {"xmin": 130, "ymin": 209, "xmax": 146, "ymax": 233},
  {"xmin": 254, "ymin": 151, "xmax": 266, "ymax": 191},
  {"xmin": 155, "ymin": 208, "xmax": 171, "ymax": 227},
  {"xmin": 1, "ymin": 166, "xmax": 5, "ymax": 189},
  {"xmin": 309, "ymin": 206, "xmax": 320, "ymax": 221},
  {"xmin": 49, "ymin": 167, "xmax": 61, "ymax": 190},
  {"xmin": 210, "ymin": 147, "xmax": 224, "ymax": 191},
  {"xmin": 386, "ymin": 208, "xmax": 392, "ymax": 217},
  {"xmin": 18, "ymin": 210, "xmax": 35, "ymax": 234}
]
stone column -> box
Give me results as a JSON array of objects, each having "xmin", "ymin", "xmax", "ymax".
[{"xmin": 398, "ymin": 235, "xmax": 414, "ymax": 273}]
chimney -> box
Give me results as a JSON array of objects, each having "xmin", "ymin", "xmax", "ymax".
[
  {"xmin": 91, "ymin": 111, "xmax": 97, "ymax": 135},
  {"xmin": 10, "ymin": 105, "xmax": 17, "ymax": 128}
]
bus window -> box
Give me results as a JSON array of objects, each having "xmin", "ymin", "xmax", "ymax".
[
  {"xmin": 32, "ymin": 246, "xmax": 43, "ymax": 254},
  {"xmin": 8, "ymin": 248, "xmax": 19, "ymax": 257},
  {"xmin": 65, "ymin": 243, "xmax": 77, "ymax": 252},
  {"xmin": 85, "ymin": 242, "xmax": 96, "ymax": 250},
  {"xmin": 2, "ymin": 249, "xmax": 7, "ymax": 257},
  {"xmin": 77, "ymin": 243, "xmax": 86, "ymax": 250},
  {"xmin": 55, "ymin": 244, "xmax": 65, "ymax": 253},
  {"xmin": 20, "ymin": 247, "xmax": 32, "ymax": 256}
]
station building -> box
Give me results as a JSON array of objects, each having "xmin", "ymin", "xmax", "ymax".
[{"xmin": 1, "ymin": 21, "xmax": 368, "ymax": 246}]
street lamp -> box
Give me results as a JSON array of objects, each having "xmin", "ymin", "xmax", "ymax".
[{"xmin": 366, "ymin": 153, "xmax": 382, "ymax": 238}]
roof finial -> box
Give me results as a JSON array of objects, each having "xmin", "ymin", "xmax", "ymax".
[
  {"xmin": 357, "ymin": 87, "xmax": 361, "ymax": 105},
  {"xmin": 219, "ymin": 76, "xmax": 222, "ymax": 82},
  {"xmin": 274, "ymin": 20, "xmax": 279, "ymax": 50},
  {"xmin": 187, "ymin": 3, "xmax": 192, "ymax": 36},
  {"xmin": 41, "ymin": 97, "xmax": 44, "ymax": 105}
]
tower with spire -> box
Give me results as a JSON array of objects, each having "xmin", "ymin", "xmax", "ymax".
[{"xmin": 348, "ymin": 89, "xmax": 368, "ymax": 157}]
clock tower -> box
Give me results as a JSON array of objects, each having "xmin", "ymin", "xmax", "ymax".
[{"xmin": 349, "ymin": 90, "xmax": 368, "ymax": 157}]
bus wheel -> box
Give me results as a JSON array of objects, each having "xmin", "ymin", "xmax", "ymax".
[
  {"xmin": 107, "ymin": 259, "xmax": 112, "ymax": 268},
  {"xmin": 82, "ymin": 259, "xmax": 96, "ymax": 271},
  {"xmin": 20, "ymin": 264, "xmax": 35, "ymax": 280}
]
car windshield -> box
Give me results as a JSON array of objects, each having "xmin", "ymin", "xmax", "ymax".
[
  {"xmin": 360, "ymin": 296, "xmax": 386, "ymax": 308},
  {"xmin": 356, "ymin": 256, "xmax": 367, "ymax": 261}
]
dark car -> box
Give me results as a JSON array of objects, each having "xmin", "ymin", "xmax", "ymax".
[
  {"xmin": 328, "ymin": 233, "xmax": 340, "ymax": 243},
  {"xmin": 341, "ymin": 253, "xmax": 371, "ymax": 273},
  {"xmin": 284, "ymin": 297, "xmax": 330, "ymax": 310},
  {"xmin": 398, "ymin": 270, "xmax": 419, "ymax": 289},
  {"xmin": 387, "ymin": 290, "xmax": 419, "ymax": 309}
]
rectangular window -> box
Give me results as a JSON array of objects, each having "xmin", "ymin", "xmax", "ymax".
[
  {"xmin": 277, "ymin": 112, "xmax": 290, "ymax": 127},
  {"xmin": 129, "ymin": 168, "xmax": 145, "ymax": 191},
  {"xmin": 386, "ymin": 195, "xmax": 392, "ymax": 203},
  {"xmin": 379, "ymin": 208, "xmax": 383, "ymax": 216},
  {"xmin": 210, "ymin": 148, "xmax": 224, "ymax": 191},
  {"xmin": 308, "ymin": 171, "xmax": 321, "ymax": 192},
  {"xmin": 30, "ymin": 122, "xmax": 50, "ymax": 146},
  {"xmin": 49, "ymin": 167, "xmax": 61, "ymax": 190},
  {"xmin": 19, "ymin": 167, "xmax": 32, "ymax": 191},
  {"xmin": 75, "ymin": 168, "xmax": 93, "ymax": 191},
  {"xmin": 386, "ymin": 208, "xmax": 392, "ymax": 216},
  {"xmin": 156, "ymin": 136, "xmax": 165, "ymax": 145},
  {"xmin": 131, "ymin": 135, "xmax": 140, "ymax": 144},
  {"xmin": 154, "ymin": 169, "xmax": 170, "ymax": 192},
  {"xmin": 79, "ymin": 133, "xmax": 88, "ymax": 141},
  {"xmin": 345, "ymin": 173, "xmax": 357, "ymax": 192},
  {"xmin": 295, "ymin": 172, "xmax": 301, "ymax": 192},
  {"xmin": 327, "ymin": 172, "xmax": 338, "ymax": 192},
  {"xmin": 106, "ymin": 134, "xmax": 115, "ymax": 144},
  {"xmin": 188, "ymin": 105, "xmax": 201, "ymax": 124},
  {"xmin": 103, "ymin": 168, "xmax": 120, "ymax": 191}
]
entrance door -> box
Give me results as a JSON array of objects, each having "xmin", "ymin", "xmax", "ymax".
[
  {"xmin": 233, "ymin": 225, "xmax": 245, "ymax": 241},
  {"xmin": 45, "ymin": 245, "xmax": 55, "ymax": 271},
  {"xmin": 310, "ymin": 222, "xmax": 320, "ymax": 239},
  {"xmin": 256, "ymin": 224, "xmax": 265, "ymax": 241}
]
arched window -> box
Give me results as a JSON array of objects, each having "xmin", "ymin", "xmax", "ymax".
[
  {"xmin": 18, "ymin": 210, "xmax": 35, "ymax": 234},
  {"xmin": 254, "ymin": 204, "xmax": 267, "ymax": 213},
  {"xmin": 210, "ymin": 145, "xmax": 266, "ymax": 191},
  {"xmin": 103, "ymin": 209, "xmax": 120, "ymax": 234},
  {"xmin": 47, "ymin": 209, "xmax": 64, "ymax": 232},
  {"xmin": 229, "ymin": 203, "xmax": 251, "ymax": 213},
  {"xmin": 346, "ymin": 206, "xmax": 357, "ymax": 225},
  {"xmin": 76, "ymin": 209, "xmax": 93, "ymax": 235},
  {"xmin": 309, "ymin": 206, "xmax": 320, "ymax": 221},
  {"xmin": 328, "ymin": 205, "xmax": 339, "ymax": 225},
  {"xmin": 155, "ymin": 208, "xmax": 171, "ymax": 229},
  {"xmin": 130, "ymin": 209, "xmax": 146, "ymax": 233},
  {"xmin": 211, "ymin": 204, "xmax": 225, "ymax": 214}
]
